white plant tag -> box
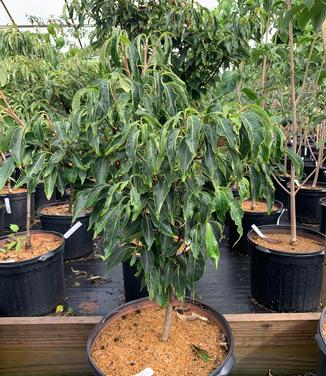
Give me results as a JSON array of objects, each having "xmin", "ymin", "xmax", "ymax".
[
  {"xmin": 64, "ymin": 221, "xmax": 82, "ymax": 239},
  {"xmin": 251, "ymin": 224, "xmax": 267, "ymax": 239},
  {"xmin": 134, "ymin": 369, "xmax": 155, "ymax": 376},
  {"xmin": 4, "ymin": 198, "xmax": 11, "ymax": 214},
  {"xmin": 304, "ymin": 147, "xmax": 307, "ymax": 156}
]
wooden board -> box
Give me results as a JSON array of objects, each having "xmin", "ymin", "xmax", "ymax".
[{"xmin": 0, "ymin": 313, "xmax": 321, "ymax": 376}]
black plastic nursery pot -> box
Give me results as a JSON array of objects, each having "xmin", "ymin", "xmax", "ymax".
[
  {"xmin": 0, "ymin": 230, "xmax": 65, "ymax": 317},
  {"xmin": 272, "ymin": 175, "xmax": 290, "ymax": 207},
  {"xmin": 320, "ymin": 197, "xmax": 326, "ymax": 234},
  {"xmin": 229, "ymin": 200, "xmax": 284, "ymax": 253},
  {"xmin": 316, "ymin": 306, "xmax": 326, "ymax": 376},
  {"xmin": 122, "ymin": 259, "xmax": 148, "ymax": 302},
  {"xmin": 248, "ymin": 225, "xmax": 324, "ymax": 312},
  {"xmin": 0, "ymin": 190, "xmax": 35, "ymax": 231},
  {"xmin": 295, "ymin": 182, "xmax": 326, "ymax": 224},
  {"xmin": 37, "ymin": 202, "xmax": 93, "ymax": 260},
  {"xmin": 87, "ymin": 297, "xmax": 235, "ymax": 376},
  {"xmin": 34, "ymin": 183, "xmax": 58, "ymax": 211},
  {"xmin": 304, "ymin": 162, "xmax": 326, "ymax": 184},
  {"xmin": 0, "ymin": 203, "xmax": 4, "ymax": 236}
]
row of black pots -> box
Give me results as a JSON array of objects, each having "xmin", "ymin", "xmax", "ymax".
[
  {"xmin": 0, "ymin": 188, "xmax": 93, "ymax": 260},
  {"xmin": 0, "ymin": 230, "xmax": 65, "ymax": 317}
]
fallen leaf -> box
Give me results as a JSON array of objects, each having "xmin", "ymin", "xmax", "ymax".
[{"xmin": 191, "ymin": 345, "xmax": 215, "ymax": 362}]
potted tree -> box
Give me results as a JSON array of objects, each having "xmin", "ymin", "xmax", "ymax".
[
  {"xmin": 35, "ymin": 114, "xmax": 95, "ymax": 261},
  {"xmin": 0, "ymin": 92, "xmax": 35, "ymax": 230},
  {"xmin": 247, "ymin": 0, "xmax": 326, "ymax": 312},
  {"xmin": 0, "ymin": 93, "xmax": 65, "ymax": 317},
  {"xmin": 70, "ymin": 30, "xmax": 281, "ymax": 375}
]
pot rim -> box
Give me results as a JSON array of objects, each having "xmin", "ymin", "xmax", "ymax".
[
  {"xmin": 316, "ymin": 306, "xmax": 326, "ymax": 355},
  {"xmin": 247, "ymin": 224, "xmax": 325, "ymax": 257},
  {"xmin": 87, "ymin": 297, "xmax": 235, "ymax": 376},
  {"xmin": 0, "ymin": 190, "xmax": 34, "ymax": 198},
  {"xmin": 241, "ymin": 199, "xmax": 284, "ymax": 216},
  {"xmin": 287, "ymin": 181, "xmax": 326, "ymax": 193},
  {"xmin": 0, "ymin": 230, "xmax": 65, "ymax": 267},
  {"xmin": 36, "ymin": 201, "xmax": 91, "ymax": 219}
]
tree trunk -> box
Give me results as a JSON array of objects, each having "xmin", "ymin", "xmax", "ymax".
[
  {"xmin": 288, "ymin": 0, "xmax": 298, "ymax": 245},
  {"xmin": 68, "ymin": 185, "xmax": 74, "ymax": 214},
  {"xmin": 312, "ymin": 123, "xmax": 325, "ymax": 189},
  {"xmin": 322, "ymin": 19, "xmax": 326, "ymax": 64},
  {"xmin": 161, "ymin": 287, "xmax": 174, "ymax": 342},
  {"xmin": 25, "ymin": 192, "xmax": 32, "ymax": 250}
]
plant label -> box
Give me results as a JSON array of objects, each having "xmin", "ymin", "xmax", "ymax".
[
  {"xmin": 251, "ymin": 224, "xmax": 266, "ymax": 238},
  {"xmin": 4, "ymin": 198, "xmax": 11, "ymax": 214},
  {"xmin": 304, "ymin": 147, "xmax": 307, "ymax": 156},
  {"xmin": 64, "ymin": 221, "xmax": 82, "ymax": 239},
  {"xmin": 134, "ymin": 368, "xmax": 155, "ymax": 376}
]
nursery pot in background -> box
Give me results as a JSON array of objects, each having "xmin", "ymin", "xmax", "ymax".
[
  {"xmin": 248, "ymin": 225, "xmax": 324, "ymax": 312},
  {"xmin": 316, "ymin": 306, "xmax": 326, "ymax": 376},
  {"xmin": 320, "ymin": 197, "xmax": 326, "ymax": 234},
  {"xmin": 304, "ymin": 163, "xmax": 326, "ymax": 184},
  {"xmin": 37, "ymin": 202, "xmax": 93, "ymax": 260},
  {"xmin": 0, "ymin": 189, "xmax": 35, "ymax": 231},
  {"xmin": 87, "ymin": 297, "xmax": 235, "ymax": 376},
  {"xmin": 0, "ymin": 203, "xmax": 4, "ymax": 236},
  {"xmin": 272, "ymin": 175, "xmax": 290, "ymax": 208},
  {"xmin": 0, "ymin": 230, "xmax": 65, "ymax": 317},
  {"xmin": 294, "ymin": 182, "xmax": 326, "ymax": 224},
  {"xmin": 34, "ymin": 183, "xmax": 58, "ymax": 212},
  {"xmin": 122, "ymin": 259, "xmax": 148, "ymax": 302},
  {"xmin": 229, "ymin": 200, "xmax": 284, "ymax": 253}
]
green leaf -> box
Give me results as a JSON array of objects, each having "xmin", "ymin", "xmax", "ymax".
[
  {"xmin": 9, "ymin": 224, "xmax": 19, "ymax": 233},
  {"xmin": 106, "ymin": 244, "xmax": 133, "ymax": 272},
  {"xmin": 72, "ymin": 189, "xmax": 91, "ymax": 222},
  {"xmin": 130, "ymin": 186, "xmax": 142, "ymax": 221},
  {"xmin": 0, "ymin": 65, "xmax": 7, "ymax": 87},
  {"xmin": 229, "ymin": 200, "xmax": 243, "ymax": 240},
  {"xmin": 0, "ymin": 157, "xmax": 15, "ymax": 191},
  {"xmin": 142, "ymin": 215, "xmax": 155, "ymax": 249},
  {"xmin": 141, "ymin": 249, "xmax": 154, "ymax": 274},
  {"xmin": 205, "ymin": 222, "xmax": 220, "ymax": 268},
  {"xmin": 126, "ymin": 129, "xmax": 140, "ymax": 164},
  {"xmin": 178, "ymin": 139, "xmax": 193, "ymax": 180},
  {"xmin": 284, "ymin": 148, "xmax": 303, "ymax": 178},
  {"xmin": 44, "ymin": 170, "xmax": 58, "ymax": 200},
  {"xmin": 10, "ymin": 128, "xmax": 26, "ymax": 167},
  {"xmin": 191, "ymin": 345, "xmax": 215, "ymax": 362},
  {"xmin": 185, "ymin": 115, "xmax": 201, "ymax": 155}
]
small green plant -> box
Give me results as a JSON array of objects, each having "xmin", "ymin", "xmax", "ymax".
[{"xmin": 0, "ymin": 224, "xmax": 22, "ymax": 254}]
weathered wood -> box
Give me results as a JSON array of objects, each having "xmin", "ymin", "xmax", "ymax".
[{"xmin": 0, "ymin": 313, "xmax": 321, "ymax": 375}]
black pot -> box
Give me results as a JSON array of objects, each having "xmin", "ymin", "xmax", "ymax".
[
  {"xmin": 272, "ymin": 175, "xmax": 290, "ymax": 208},
  {"xmin": 34, "ymin": 183, "xmax": 58, "ymax": 211},
  {"xmin": 229, "ymin": 200, "xmax": 284, "ymax": 253},
  {"xmin": 320, "ymin": 198, "xmax": 326, "ymax": 234},
  {"xmin": 0, "ymin": 230, "xmax": 65, "ymax": 316},
  {"xmin": 0, "ymin": 190, "xmax": 35, "ymax": 231},
  {"xmin": 304, "ymin": 163, "xmax": 326, "ymax": 183},
  {"xmin": 248, "ymin": 225, "xmax": 324, "ymax": 312},
  {"xmin": 316, "ymin": 306, "xmax": 326, "ymax": 376},
  {"xmin": 122, "ymin": 259, "xmax": 148, "ymax": 302},
  {"xmin": 0, "ymin": 203, "xmax": 4, "ymax": 236},
  {"xmin": 295, "ymin": 182, "xmax": 326, "ymax": 224},
  {"xmin": 87, "ymin": 297, "xmax": 235, "ymax": 376},
  {"xmin": 37, "ymin": 202, "xmax": 93, "ymax": 260}
]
